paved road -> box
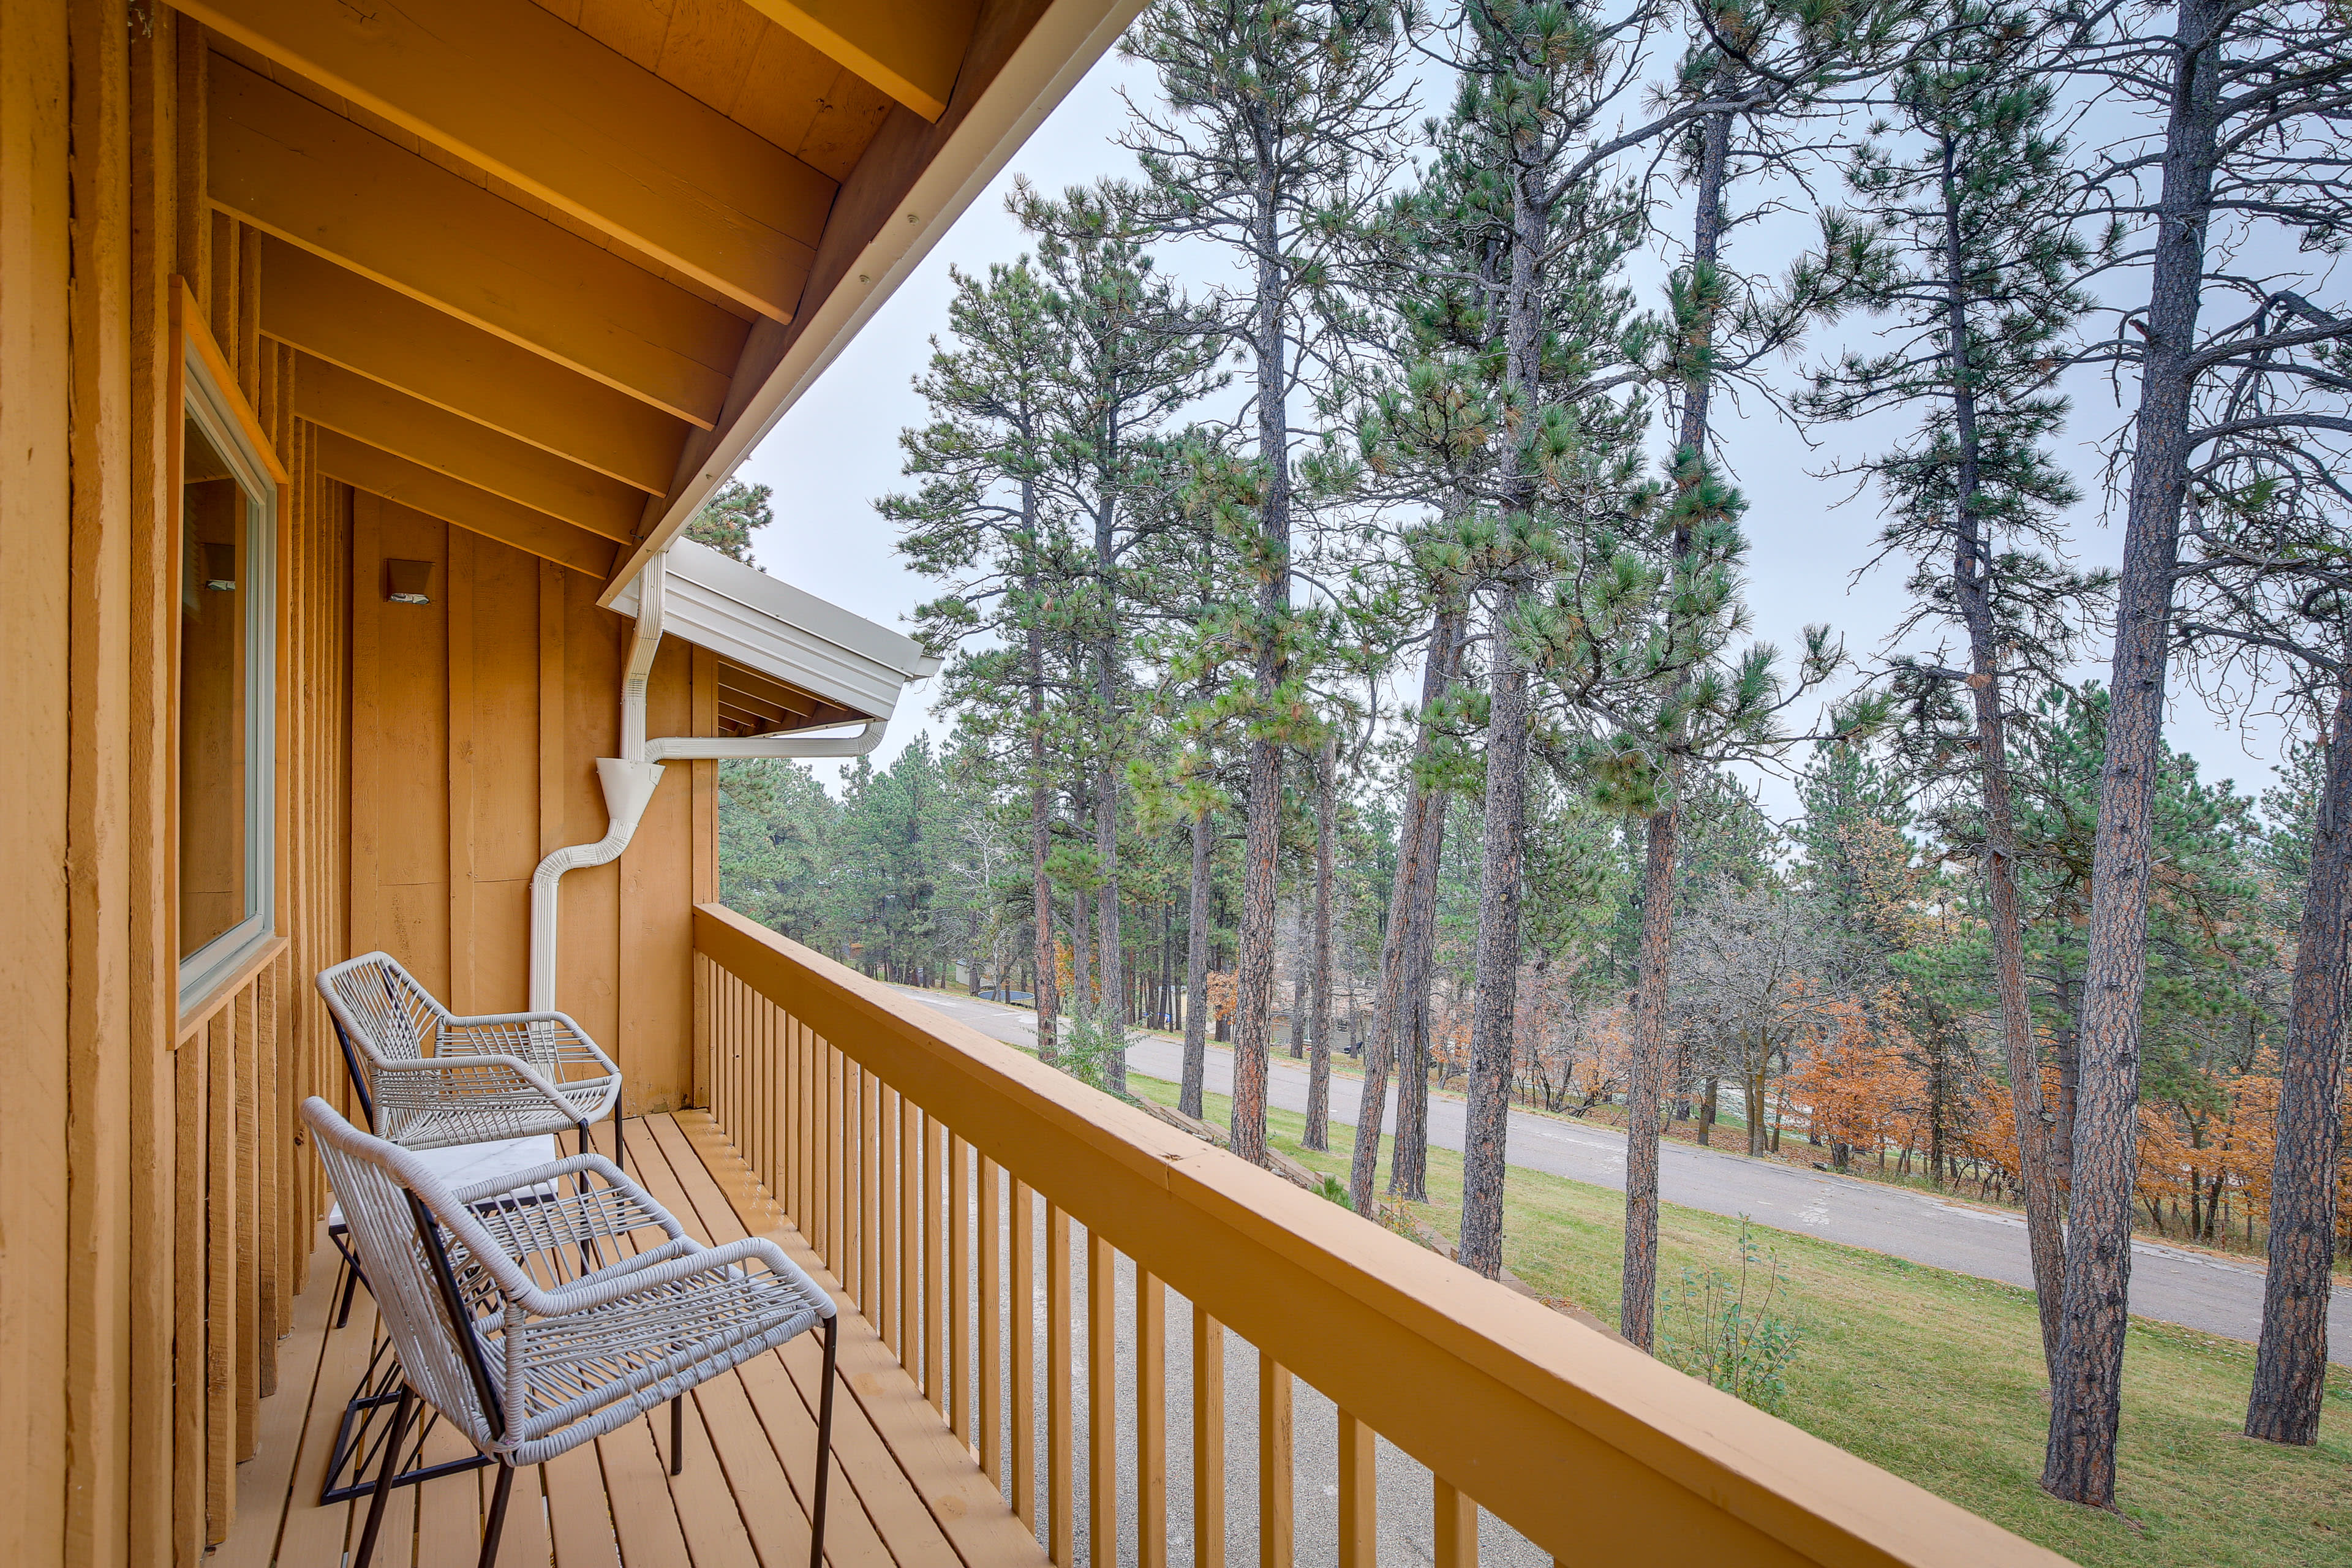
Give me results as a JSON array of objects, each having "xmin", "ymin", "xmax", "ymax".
[{"xmin": 896, "ymin": 986, "xmax": 2350, "ymax": 1362}]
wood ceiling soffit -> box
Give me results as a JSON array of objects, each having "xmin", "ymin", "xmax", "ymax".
[
  {"xmin": 736, "ymin": 0, "xmax": 980, "ymax": 122},
  {"xmin": 315, "ymin": 430, "xmax": 620, "ymax": 579},
  {"xmin": 603, "ymin": 0, "xmax": 1118, "ymax": 606},
  {"xmin": 209, "ymin": 57, "xmax": 746, "ymax": 428},
  {"xmin": 295, "ymin": 355, "xmax": 647, "ymax": 542},
  {"xmin": 720, "ymin": 658, "xmax": 821, "ymax": 717},
  {"xmin": 179, "ymin": 0, "xmax": 832, "ymax": 322},
  {"xmin": 258, "ymin": 240, "xmax": 685, "ymax": 496}
]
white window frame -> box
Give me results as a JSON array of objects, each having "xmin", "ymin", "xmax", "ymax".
[{"xmin": 176, "ymin": 334, "xmax": 279, "ymax": 1014}]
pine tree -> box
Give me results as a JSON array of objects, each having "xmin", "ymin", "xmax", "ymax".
[
  {"xmin": 685, "ymin": 476, "xmax": 771, "ymax": 564},
  {"xmin": 2043, "ymin": 0, "xmax": 2352, "ymax": 1502},
  {"xmin": 1798, "ymin": 0, "xmax": 2110, "ymax": 1378},
  {"xmin": 885, "ymin": 260, "xmax": 1077, "ymax": 1061},
  {"xmin": 1121, "ymin": 0, "xmax": 1413, "ymax": 1164},
  {"xmin": 1019, "ymin": 183, "xmax": 1223, "ymax": 1094},
  {"xmin": 2176, "ymin": 506, "xmax": 2352, "ymax": 1444}
]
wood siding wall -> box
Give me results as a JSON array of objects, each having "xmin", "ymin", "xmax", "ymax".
[
  {"xmin": 345, "ymin": 498, "xmax": 714, "ymax": 1113},
  {"xmin": 0, "ymin": 8, "xmax": 714, "ymax": 1564}
]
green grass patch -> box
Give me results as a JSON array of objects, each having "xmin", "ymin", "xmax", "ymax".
[{"xmin": 1125, "ymin": 1071, "xmax": 2352, "ymax": 1568}]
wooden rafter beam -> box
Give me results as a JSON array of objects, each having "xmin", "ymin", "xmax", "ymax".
[
  {"xmin": 316, "ymin": 430, "xmax": 618, "ymax": 579},
  {"xmin": 180, "ymin": 0, "xmax": 831, "ymax": 321},
  {"xmin": 601, "ymin": 0, "xmax": 1147, "ymax": 607},
  {"xmin": 261, "ymin": 241, "xmax": 683, "ymax": 496},
  {"xmin": 739, "ymin": 0, "xmax": 979, "ymax": 123},
  {"xmin": 209, "ymin": 57, "xmax": 744, "ymax": 428},
  {"xmin": 295, "ymin": 355, "xmax": 645, "ymax": 543}
]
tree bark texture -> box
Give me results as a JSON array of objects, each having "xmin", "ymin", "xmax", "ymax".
[
  {"xmin": 1229, "ymin": 181, "xmax": 1293, "ymax": 1169},
  {"xmin": 1938, "ymin": 141, "xmax": 2069, "ymax": 1378},
  {"xmin": 2245, "ymin": 668, "xmax": 2352, "ymax": 1444},
  {"xmin": 1028, "ymin": 615, "xmax": 1059, "ymax": 1065},
  {"xmin": 1182, "ymin": 804, "xmax": 1213, "ymax": 1119},
  {"xmin": 1305, "ymin": 737, "xmax": 1339, "ymax": 1152},
  {"xmin": 1458, "ymin": 592, "xmax": 1531, "ymax": 1278},
  {"xmin": 1350, "ymin": 611, "xmax": 1462, "ymax": 1209},
  {"xmin": 1621, "ymin": 802, "xmax": 1678, "ymax": 1349},
  {"xmin": 2044, "ymin": 13, "xmax": 2217, "ymax": 1504}
]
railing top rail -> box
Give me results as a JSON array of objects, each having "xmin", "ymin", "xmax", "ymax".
[{"xmin": 695, "ymin": 903, "xmax": 2064, "ymax": 1568}]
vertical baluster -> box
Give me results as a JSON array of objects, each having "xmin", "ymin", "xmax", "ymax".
[
  {"xmin": 762, "ymin": 998, "xmax": 777, "ymax": 1196},
  {"xmin": 1433, "ymin": 1480, "xmax": 1476, "ymax": 1568},
  {"xmin": 1194, "ymin": 1303, "xmax": 1226, "ymax": 1568},
  {"xmin": 881, "ymin": 1085, "xmax": 902, "ymax": 1354},
  {"xmin": 1087, "ymin": 1231, "xmax": 1117, "ymax": 1563},
  {"xmin": 1012, "ymin": 1179, "xmax": 1036, "ymax": 1533},
  {"xmin": 799, "ymin": 1022, "xmax": 815, "ymax": 1232},
  {"xmin": 1047, "ymin": 1204, "xmax": 1074, "ymax": 1567},
  {"xmin": 788, "ymin": 1017, "xmax": 804, "ymax": 1222},
  {"xmin": 827, "ymin": 1041, "xmax": 843, "ymax": 1275},
  {"xmin": 951, "ymin": 1134, "xmax": 973, "ymax": 1444},
  {"xmin": 1259, "ymin": 1352, "xmax": 1292, "ymax": 1568},
  {"xmin": 862, "ymin": 1070, "xmax": 882, "ymax": 1318},
  {"xmin": 899, "ymin": 1097, "xmax": 920, "ymax": 1379},
  {"xmin": 980, "ymin": 1156, "xmax": 1003, "ymax": 1482},
  {"xmin": 1137, "ymin": 1271, "xmax": 1167, "ymax": 1568},
  {"xmin": 925, "ymin": 1115, "xmax": 946, "ymax": 1411},
  {"xmin": 1338, "ymin": 1414, "xmax": 1374, "ymax": 1568}
]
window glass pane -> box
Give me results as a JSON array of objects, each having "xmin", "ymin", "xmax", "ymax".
[{"xmin": 180, "ymin": 412, "xmax": 251, "ymax": 960}]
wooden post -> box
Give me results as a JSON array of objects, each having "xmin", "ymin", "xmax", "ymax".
[
  {"xmin": 979, "ymin": 1156, "xmax": 1002, "ymax": 1481},
  {"xmin": 950, "ymin": 1133, "xmax": 973, "ymax": 1444}
]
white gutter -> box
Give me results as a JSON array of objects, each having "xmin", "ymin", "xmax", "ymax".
[{"xmin": 526, "ymin": 552, "xmax": 899, "ymax": 1011}]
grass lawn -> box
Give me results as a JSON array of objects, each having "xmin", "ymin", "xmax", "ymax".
[{"xmin": 1123, "ymin": 1071, "xmax": 2352, "ymax": 1568}]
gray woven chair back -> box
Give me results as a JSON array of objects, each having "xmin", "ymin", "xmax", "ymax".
[
  {"xmin": 303, "ymin": 1096, "xmax": 500, "ymax": 1454},
  {"xmin": 322, "ymin": 951, "xmax": 449, "ymax": 1064}
]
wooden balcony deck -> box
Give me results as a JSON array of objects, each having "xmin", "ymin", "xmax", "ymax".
[{"xmin": 216, "ymin": 1114, "xmax": 1049, "ymax": 1568}]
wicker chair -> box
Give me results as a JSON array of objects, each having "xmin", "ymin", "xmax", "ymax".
[
  {"xmin": 317, "ymin": 951, "xmax": 625, "ymax": 1167},
  {"xmin": 303, "ymin": 1095, "xmax": 839, "ymax": 1568}
]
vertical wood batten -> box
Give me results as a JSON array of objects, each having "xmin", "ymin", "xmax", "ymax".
[
  {"xmin": 1011, "ymin": 1179, "xmax": 1037, "ymax": 1536},
  {"xmin": 126, "ymin": 17, "xmax": 183, "ymax": 1559},
  {"xmin": 63, "ymin": 2, "xmax": 136, "ymax": 1559}
]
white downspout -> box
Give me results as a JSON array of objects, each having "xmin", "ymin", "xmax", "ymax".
[{"xmin": 526, "ymin": 549, "xmax": 900, "ymax": 1012}]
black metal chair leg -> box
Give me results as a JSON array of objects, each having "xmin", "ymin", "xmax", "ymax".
[
  {"xmin": 351, "ymin": 1384, "xmax": 415, "ymax": 1568},
  {"xmin": 478, "ymin": 1462, "xmax": 516, "ymax": 1568},
  {"xmin": 334, "ymin": 1254, "xmax": 361, "ymax": 1329},
  {"xmin": 669, "ymin": 1395, "xmax": 685, "ymax": 1476},
  {"xmin": 808, "ymin": 1316, "xmax": 838, "ymax": 1568},
  {"xmin": 614, "ymin": 1112, "xmax": 625, "ymax": 1175}
]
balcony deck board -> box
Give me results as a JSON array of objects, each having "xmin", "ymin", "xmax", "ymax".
[{"xmin": 217, "ymin": 1115, "xmax": 1049, "ymax": 1568}]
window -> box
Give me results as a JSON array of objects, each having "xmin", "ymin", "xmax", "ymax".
[{"xmin": 177, "ymin": 324, "xmax": 277, "ymax": 1012}]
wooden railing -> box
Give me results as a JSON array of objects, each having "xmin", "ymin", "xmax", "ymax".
[{"xmin": 692, "ymin": 903, "xmax": 2061, "ymax": 1568}]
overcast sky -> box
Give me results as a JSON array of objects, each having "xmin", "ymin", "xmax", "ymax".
[{"xmin": 739, "ymin": 39, "xmax": 2291, "ymax": 824}]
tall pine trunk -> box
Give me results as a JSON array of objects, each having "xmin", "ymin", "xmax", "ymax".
[
  {"xmin": 1350, "ymin": 606, "xmax": 1463, "ymax": 1209},
  {"xmin": 1623, "ymin": 104, "xmax": 1732, "ymax": 1350},
  {"xmin": 1182, "ymin": 804, "xmax": 1214, "ymax": 1118},
  {"xmin": 1095, "ymin": 499, "xmax": 1128, "ymax": 1095},
  {"xmin": 1305, "ymin": 736, "xmax": 1339, "ymax": 1150},
  {"xmin": 2044, "ymin": 9, "xmax": 2218, "ymax": 1502},
  {"xmin": 1027, "ymin": 577, "xmax": 1060, "ymax": 1065},
  {"xmin": 1938, "ymin": 137, "xmax": 2069, "ymax": 1379},
  {"xmin": 1231, "ymin": 181, "xmax": 1293, "ymax": 1169},
  {"xmin": 2245, "ymin": 666, "xmax": 2352, "ymax": 1444}
]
